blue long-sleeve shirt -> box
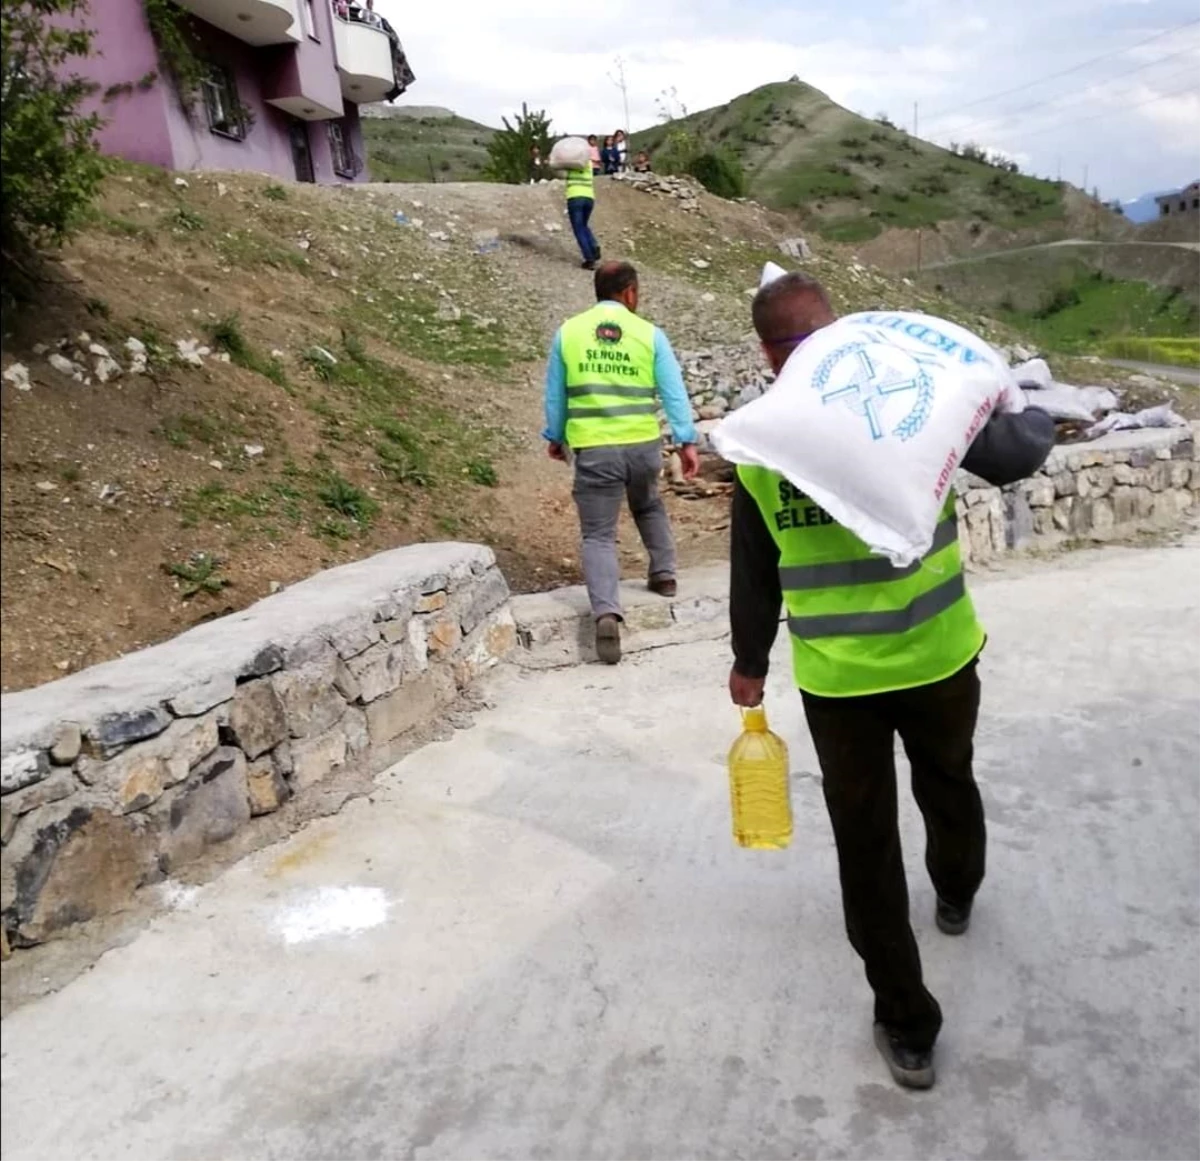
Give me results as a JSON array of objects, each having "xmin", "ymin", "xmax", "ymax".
[{"xmin": 542, "ymin": 303, "xmax": 698, "ymax": 446}]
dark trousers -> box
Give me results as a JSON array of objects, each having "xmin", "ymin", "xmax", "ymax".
[
  {"xmin": 801, "ymin": 660, "xmax": 986, "ymax": 1051},
  {"xmin": 567, "ymin": 197, "xmax": 600, "ymax": 263}
]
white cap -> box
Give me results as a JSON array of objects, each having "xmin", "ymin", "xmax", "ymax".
[{"xmin": 759, "ymin": 261, "xmax": 788, "ymax": 289}]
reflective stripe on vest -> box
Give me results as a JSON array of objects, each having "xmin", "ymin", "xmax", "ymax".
[
  {"xmin": 560, "ymin": 305, "xmax": 660, "ymax": 448},
  {"xmin": 737, "ymin": 464, "xmax": 985, "ymax": 697},
  {"xmin": 565, "ymin": 166, "xmax": 594, "ymax": 200}
]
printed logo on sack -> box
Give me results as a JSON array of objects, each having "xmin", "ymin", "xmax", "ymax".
[
  {"xmin": 595, "ymin": 322, "xmax": 623, "ymax": 344},
  {"xmin": 812, "ymin": 341, "xmax": 935, "ymax": 442}
]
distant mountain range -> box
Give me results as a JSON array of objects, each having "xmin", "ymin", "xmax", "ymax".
[{"xmin": 1122, "ymin": 190, "xmax": 1172, "ymax": 224}]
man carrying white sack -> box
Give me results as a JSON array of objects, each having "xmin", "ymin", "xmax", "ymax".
[{"xmin": 727, "ymin": 272, "xmax": 1055, "ymax": 1090}]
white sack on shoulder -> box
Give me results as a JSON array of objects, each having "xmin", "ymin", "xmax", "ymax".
[
  {"xmin": 759, "ymin": 261, "xmax": 788, "ymax": 288},
  {"xmin": 549, "ymin": 137, "xmax": 591, "ymax": 170},
  {"xmin": 713, "ymin": 311, "xmax": 1022, "ymax": 567}
]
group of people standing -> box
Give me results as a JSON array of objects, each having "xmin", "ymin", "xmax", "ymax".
[{"xmin": 586, "ymin": 132, "xmax": 628, "ymax": 174}]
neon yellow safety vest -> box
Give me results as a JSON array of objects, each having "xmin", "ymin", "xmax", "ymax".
[
  {"xmin": 565, "ymin": 165, "xmax": 594, "ymax": 201},
  {"xmin": 560, "ymin": 303, "xmax": 660, "ymax": 449},
  {"xmin": 737, "ymin": 464, "xmax": 984, "ymax": 698}
]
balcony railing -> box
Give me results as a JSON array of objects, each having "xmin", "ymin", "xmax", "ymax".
[
  {"xmin": 331, "ymin": 12, "xmax": 395, "ymax": 105},
  {"xmin": 172, "ymin": 0, "xmax": 300, "ymax": 46}
]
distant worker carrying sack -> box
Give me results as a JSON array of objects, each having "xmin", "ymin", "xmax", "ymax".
[
  {"xmin": 549, "ymin": 136, "xmax": 591, "ymax": 170},
  {"xmin": 714, "ymin": 302, "xmax": 1029, "ymax": 566},
  {"xmin": 549, "ymin": 136, "xmax": 601, "ymax": 270}
]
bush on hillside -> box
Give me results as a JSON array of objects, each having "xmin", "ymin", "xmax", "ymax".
[
  {"xmin": 687, "ymin": 151, "xmax": 746, "ymax": 199},
  {"xmin": 1033, "ymin": 284, "xmax": 1082, "ymax": 320},
  {"xmin": 1, "ymin": 0, "xmax": 105, "ymax": 302},
  {"xmin": 484, "ymin": 102, "xmax": 552, "ymax": 184}
]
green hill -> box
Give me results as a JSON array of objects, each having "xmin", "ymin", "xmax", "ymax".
[
  {"xmin": 362, "ymin": 110, "xmax": 495, "ymax": 183},
  {"xmin": 632, "ymin": 80, "xmax": 1114, "ymax": 245}
]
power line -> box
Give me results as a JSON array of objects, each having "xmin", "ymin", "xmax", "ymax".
[
  {"xmin": 1008, "ymin": 79, "xmax": 1200, "ymax": 142},
  {"xmin": 922, "ymin": 15, "xmax": 1200, "ymax": 123},
  {"xmin": 938, "ymin": 42, "xmax": 1200, "ymax": 140}
]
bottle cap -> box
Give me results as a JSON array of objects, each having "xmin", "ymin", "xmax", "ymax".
[{"xmin": 742, "ymin": 704, "xmax": 767, "ymax": 731}]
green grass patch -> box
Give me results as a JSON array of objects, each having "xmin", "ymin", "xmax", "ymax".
[
  {"xmin": 316, "ymin": 471, "xmax": 378, "ymax": 527},
  {"xmin": 164, "ymin": 553, "xmax": 230, "ymax": 597},
  {"xmin": 206, "ymin": 313, "xmax": 288, "ymax": 387},
  {"xmin": 215, "ymin": 228, "xmax": 312, "ymax": 274},
  {"xmin": 361, "ymin": 113, "xmax": 495, "ymax": 183},
  {"xmin": 1100, "ymin": 335, "xmax": 1200, "ymax": 368},
  {"xmin": 93, "ymin": 212, "xmax": 153, "ymax": 240},
  {"xmin": 1001, "ymin": 276, "xmax": 1198, "ymax": 353},
  {"xmin": 465, "ymin": 458, "xmax": 498, "ymax": 486},
  {"xmin": 169, "ymin": 205, "xmax": 204, "ymax": 232},
  {"xmin": 180, "ymin": 482, "xmax": 273, "ymax": 526},
  {"xmin": 822, "ymin": 217, "xmax": 883, "ymax": 244},
  {"xmin": 159, "ymin": 412, "xmax": 223, "ymax": 449}
]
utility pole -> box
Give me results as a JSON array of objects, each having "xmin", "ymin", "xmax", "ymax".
[
  {"xmin": 913, "ymin": 101, "xmax": 919, "ymax": 138},
  {"xmin": 1082, "ymin": 163, "xmax": 1088, "ymax": 195},
  {"xmin": 609, "ymin": 56, "xmax": 631, "ymax": 144}
]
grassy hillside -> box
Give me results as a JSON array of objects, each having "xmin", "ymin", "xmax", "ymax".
[
  {"xmin": 632, "ymin": 80, "xmax": 1121, "ymax": 246},
  {"xmin": 3, "ymin": 163, "xmax": 1032, "ymax": 690},
  {"xmin": 1018, "ymin": 275, "xmax": 1196, "ymax": 352},
  {"xmin": 919, "ymin": 243, "xmax": 1199, "ymax": 354},
  {"xmin": 363, "ymin": 112, "xmax": 495, "ymax": 183}
]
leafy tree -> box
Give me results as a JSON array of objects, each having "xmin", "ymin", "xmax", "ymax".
[
  {"xmin": 1, "ymin": 0, "xmax": 105, "ymax": 301},
  {"xmin": 485, "ymin": 102, "xmax": 552, "ymax": 184},
  {"xmin": 687, "ymin": 151, "xmax": 745, "ymax": 199}
]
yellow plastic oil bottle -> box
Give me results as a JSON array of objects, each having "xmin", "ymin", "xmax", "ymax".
[{"xmin": 727, "ymin": 705, "xmax": 793, "ymax": 849}]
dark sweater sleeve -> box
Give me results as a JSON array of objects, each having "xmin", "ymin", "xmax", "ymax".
[
  {"xmin": 730, "ymin": 476, "xmax": 782, "ymax": 679},
  {"xmin": 962, "ymin": 406, "xmax": 1056, "ymax": 487}
]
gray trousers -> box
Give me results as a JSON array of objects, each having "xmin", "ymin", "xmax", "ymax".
[{"xmin": 572, "ymin": 440, "xmax": 676, "ymax": 620}]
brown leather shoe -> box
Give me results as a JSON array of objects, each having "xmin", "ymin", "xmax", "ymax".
[
  {"xmin": 648, "ymin": 575, "xmax": 677, "ymax": 598},
  {"xmin": 595, "ymin": 615, "xmax": 621, "ymax": 664}
]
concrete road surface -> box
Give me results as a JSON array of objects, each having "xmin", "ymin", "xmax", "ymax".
[{"xmin": 3, "ymin": 541, "xmax": 1199, "ymax": 1161}]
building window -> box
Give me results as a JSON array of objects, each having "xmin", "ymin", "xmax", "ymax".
[
  {"xmin": 201, "ymin": 64, "xmax": 246, "ymax": 141},
  {"xmin": 302, "ymin": 0, "xmax": 318, "ymax": 39},
  {"xmin": 328, "ymin": 122, "xmax": 361, "ymax": 179}
]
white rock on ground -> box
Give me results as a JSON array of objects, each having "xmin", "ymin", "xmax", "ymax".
[{"xmin": 3, "ymin": 363, "xmax": 32, "ymax": 391}]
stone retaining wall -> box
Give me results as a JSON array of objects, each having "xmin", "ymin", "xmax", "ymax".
[
  {"xmin": 956, "ymin": 427, "xmax": 1198, "ymax": 564},
  {"xmin": 3, "ymin": 428, "xmax": 1196, "ymax": 954},
  {"xmin": 0, "ymin": 544, "xmax": 515, "ymax": 952},
  {"xmin": 512, "ymin": 426, "xmax": 1199, "ymax": 669}
]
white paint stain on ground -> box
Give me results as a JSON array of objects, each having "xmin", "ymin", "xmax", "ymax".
[
  {"xmin": 157, "ymin": 881, "xmax": 201, "ymax": 911},
  {"xmin": 270, "ymin": 887, "xmax": 392, "ymax": 945}
]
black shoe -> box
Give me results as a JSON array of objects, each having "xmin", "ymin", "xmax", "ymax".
[
  {"xmin": 581, "ymin": 260, "xmax": 597, "ymax": 270},
  {"xmin": 873, "ymin": 1023, "xmax": 935, "ymax": 1090},
  {"xmin": 595, "ymin": 615, "xmax": 621, "ymax": 664},
  {"xmin": 936, "ymin": 896, "xmax": 972, "ymax": 936},
  {"xmin": 648, "ymin": 574, "xmax": 677, "ymax": 598}
]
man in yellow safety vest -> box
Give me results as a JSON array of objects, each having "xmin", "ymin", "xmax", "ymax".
[
  {"xmin": 545, "ymin": 261, "xmax": 699, "ymax": 663},
  {"xmin": 562, "ymin": 157, "xmax": 601, "ymax": 270},
  {"xmin": 728, "ymin": 272, "xmax": 1055, "ymax": 1089}
]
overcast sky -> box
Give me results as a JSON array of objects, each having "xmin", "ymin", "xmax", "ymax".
[{"xmin": 377, "ymin": 0, "xmax": 1200, "ymax": 202}]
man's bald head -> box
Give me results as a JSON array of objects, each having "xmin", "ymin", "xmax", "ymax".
[
  {"xmin": 752, "ymin": 272, "xmax": 836, "ymax": 373},
  {"xmin": 595, "ymin": 260, "xmax": 639, "ymax": 311}
]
